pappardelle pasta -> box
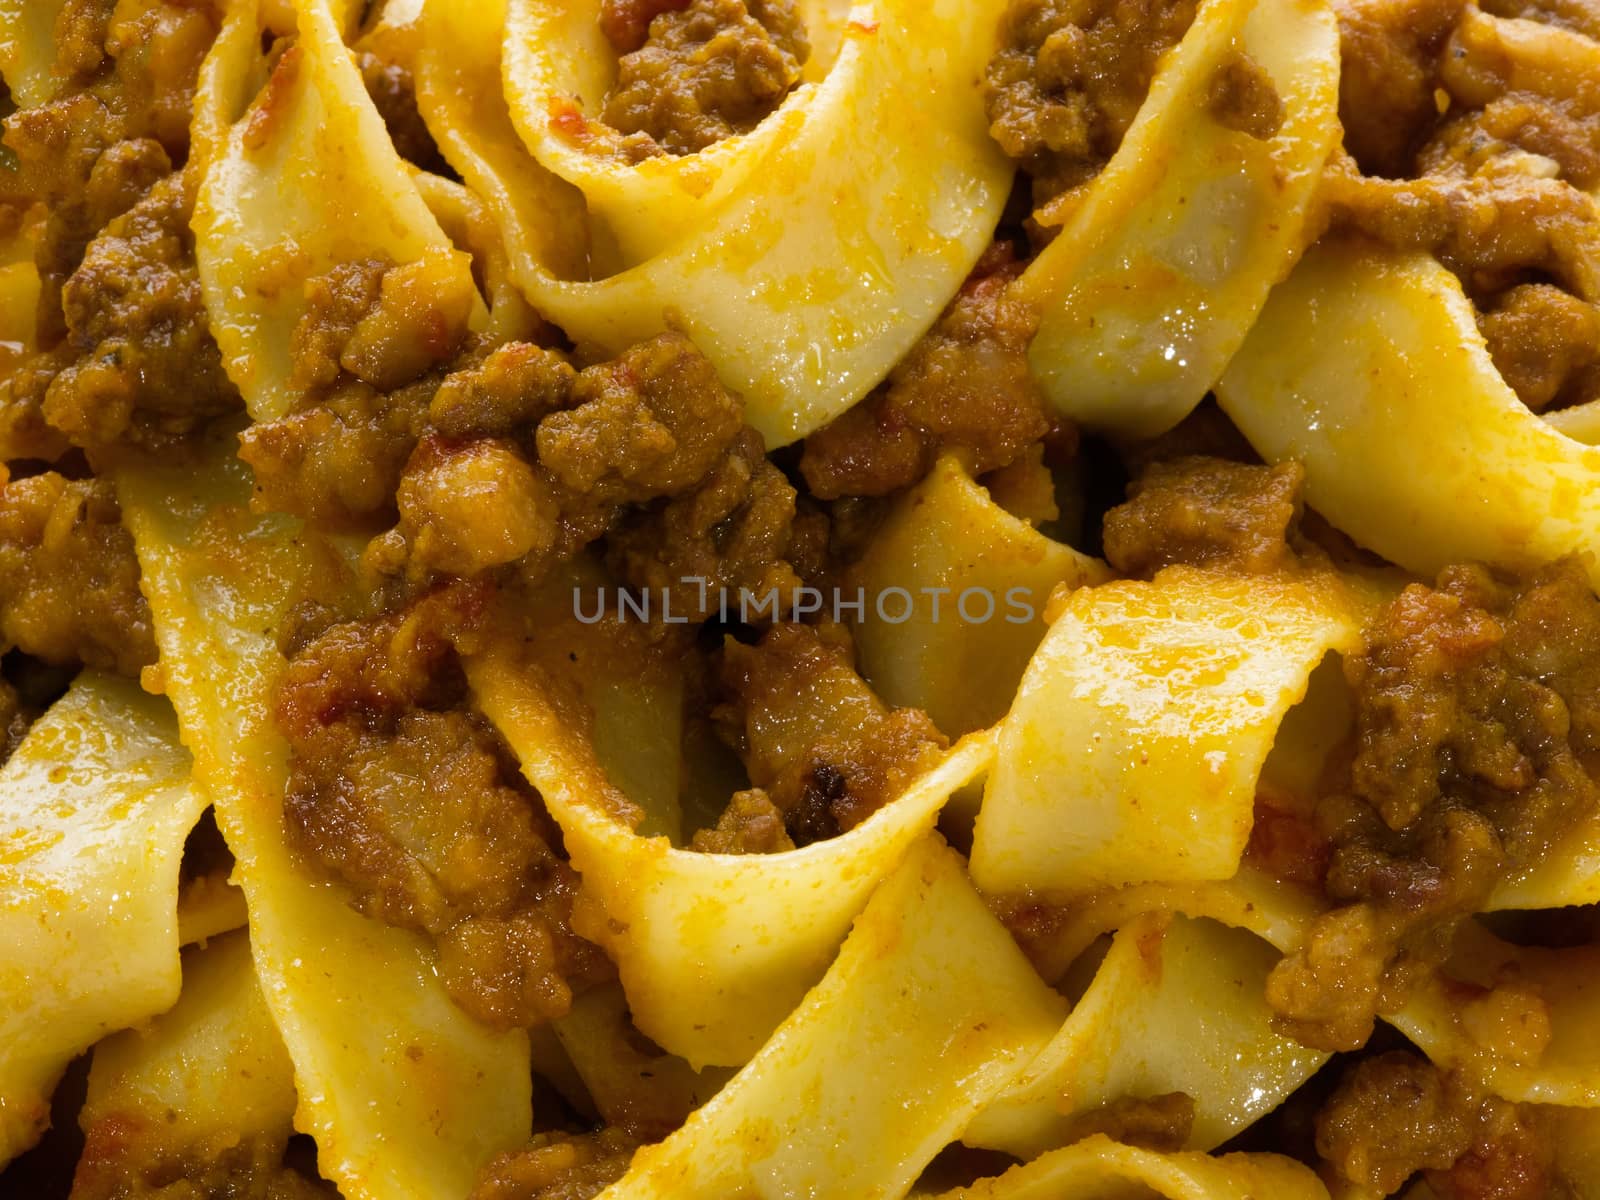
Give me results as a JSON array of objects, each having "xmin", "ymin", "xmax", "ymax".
[{"xmin": 1, "ymin": 0, "xmax": 1599, "ymax": 1197}]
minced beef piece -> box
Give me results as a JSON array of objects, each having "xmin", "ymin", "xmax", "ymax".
[
  {"xmin": 1315, "ymin": 1051, "xmax": 1556, "ymax": 1198},
  {"xmin": 800, "ymin": 247, "xmax": 1056, "ymax": 500},
  {"xmin": 710, "ymin": 623, "xmax": 947, "ymax": 846},
  {"xmin": 689, "ymin": 788, "xmax": 797, "ymax": 854},
  {"xmin": 1476, "ymin": 283, "xmax": 1600, "ymax": 412},
  {"xmin": 1057, "ymin": 1093, "xmax": 1197, "ymax": 1153},
  {"xmin": 1334, "ymin": 0, "xmax": 1465, "ymax": 178},
  {"xmin": 1206, "ymin": 49, "xmax": 1284, "ymax": 139},
  {"xmin": 600, "ymin": 0, "xmax": 809, "ymax": 156},
  {"xmin": 1267, "ymin": 558, "xmax": 1600, "ymax": 1051},
  {"xmin": 0, "ymin": 471, "xmax": 156, "ymax": 676},
  {"xmin": 41, "ymin": 170, "xmax": 240, "ymax": 453},
  {"xmin": 71, "ymin": 1122, "xmax": 333, "ymax": 1200},
  {"xmin": 1101, "ymin": 456, "xmax": 1306, "ymax": 578},
  {"xmin": 276, "ymin": 585, "xmax": 614, "ymax": 1029},
  {"xmin": 1483, "ymin": 0, "xmax": 1600, "ymax": 36},
  {"xmin": 470, "ymin": 1129, "xmax": 640, "ymax": 1200},
  {"xmin": 984, "ymin": 0, "xmax": 1199, "ymax": 213},
  {"xmin": 605, "ymin": 427, "xmax": 828, "ymax": 622},
  {"xmin": 358, "ymin": 50, "xmax": 446, "ymax": 174}
]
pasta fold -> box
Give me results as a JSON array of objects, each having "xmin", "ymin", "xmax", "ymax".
[
  {"xmin": 0, "ymin": 674, "xmax": 204, "ymax": 1164},
  {"xmin": 0, "ymin": 0, "xmax": 63, "ymax": 108},
  {"xmin": 471, "ymin": 638, "xmax": 998, "ymax": 1067},
  {"xmin": 972, "ymin": 567, "xmax": 1367, "ymax": 897},
  {"xmin": 119, "ymin": 440, "xmax": 532, "ymax": 1200},
  {"xmin": 1216, "ymin": 239, "xmax": 1600, "ymax": 590},
  {"xmin": 1019, "ymin": 0, "xmax": 1341, "ymax": 438}
]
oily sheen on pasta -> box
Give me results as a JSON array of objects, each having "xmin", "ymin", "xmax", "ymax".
[{"xmin": 3, "ymin": 0, "xmax": 1600, "ymax": 1197}]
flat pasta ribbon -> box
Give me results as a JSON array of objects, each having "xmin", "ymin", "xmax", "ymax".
[
  {"xmin": 594, "ymin": 835, "xmax": 1069, "ymax": 1199},
  {"xmin": 850, "ymin": 454, "xmax": 1110, "ymax": 739},
  {"xmin": 1018, "ymin": 0, "xmax": 1341, "ymax": 438},
  {"xmin": 971, "ymin": 566, "xmax": 1369, "ymax": 898},
  {"xmin": 1216, "ymin": 238, "xmax": 1600, "ymax": 591},
  {"xmin": 118, "ymin": 439, "xmax": 533, "ymax": 1200},
  {"xmin": 469, "ymin": 638, "xmax": 997, "ymax": 1067},
  {"xmin": 193, "ymin": 0, "xmax": 481, "ymax": 421},
  {"xmin": 0, "ymin": 673, "xmax": 205, "ymax": 1164},
  {"xmin": 0, "ymin": 0, "xmax": 63, "ymax": 108},
  {"xmin": 932, "ymin": 1133, "xmax": 1329, "ymax": 1200},
  {"xmin": 413, "ymin": 0, "xmax": 1015, "ymax": 446}
]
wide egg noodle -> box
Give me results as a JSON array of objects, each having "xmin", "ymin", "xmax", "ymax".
[
  {"xmin": 0, "ymin": 674, "xmax": 205, "ymax": 1164},
  {"xmin": 1018, "ymin": 0, "xmax": 1341, "ymax": 439},
  {"xmin": 0, "ymin": 0, "xmax": 62, "ymax": 108},
  {"xmin": 595, "ymin": 835, "xmax": 1068, "ymax": 1198},
  {"xmin": 850, "ymin": 454, "xmax": 1111, "ymax": 739},
  {"xmin": 415, "ymin": 0, "xmax": 1015, "ymax": 447},
  {"xmin": 470, "ymin": 637, "xmax": 998, "ymax": 1067},
  {"xmin": 971, "ymin": 566, "xmax": 1369, "ymax": 898},
  {"xmin": 932, "ymin": 1133, "xmax": 1329, "ymax": 1200},
  {"xmin": 117, "ymin": 440, "xmax": 534, "ymax": 1200},
  {"xmin": 1216, "ymin": 238, "xmax": 1600, "ymax": 590},
  {"xmin": 193, "ymin": 0, "xmax": 482, "ymax": 421},
  {"xmin": 73, "ymin": 931, "xmax": 298, "ymax": 1186},
  {"xmin": 965, "ymin": 913, "xmax": 1328, "ymax": 1158}
]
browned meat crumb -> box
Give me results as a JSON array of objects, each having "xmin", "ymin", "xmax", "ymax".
[
  {"xmin": 1267, "ymin": 558, "xmax": 1600, "ymax": 1051},
  {"xmin": 984, "ymin": 0, "xmax": 1199, "ymax": 213},
  {"xmin": 41, "ymin": 170, "xmax": 240, "ymax": 453},
  {"xmin": 600, "ymin": 0, "xmax": 809, "ymax": 156},
  {"xmin": 689, "ymin": 787, "xmax": 797, "ymax": 854},
  {"xmin": 1476, "ymin": 283, "xmax": 1600, "ymax": 412},
  {"xmin": 470, "ymin": 1129, "xmax": 640, "ymax": 1200},
  {"xmin": 1315, "ymin": 1051, "xmax": 1556, "ymax": 1198},
  {"xmin": 275, "ymin": 584, "xmax": 614, "ymax": 1029},
  {"xmin": 1334, "ymin": 0, "xmax": 1466, "ymax": 178},
  {"xmin": 800, "ymin": 247, "xmax": 1056, "ymax": 500},
  {"xmin": 1206, "ymin": 50, "xmax": 1284, "ymax": 139},
  {"xmin": 710, "ymin": 623, "xmax": 947, "ymax": 846},
  {"xmin": 358, "ymin": 50, "xmax": 446, "ymax": 173},
  {"xmin": 0, "ymin": 471, "xmax": 156, "ymax": 676},
  {"xmin": 1057, "ymin": 1092, "xmax": 1197, "ymax": 1153},
  {"xmin": 70, "ymin": 1118, "xmax": 334, "ymax": 1200},
  {"xmin": 1101, "ymin": 456, "xmax": 1306, "ymax": 578}
]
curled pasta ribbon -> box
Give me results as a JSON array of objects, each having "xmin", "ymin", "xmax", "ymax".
[
  {"xmin": 73, "ymin": 932, "xmax": 299, "ymax": 1187},
  {"xmin": 119, "ymin": 440, "xmax": 533, "ymax": 1200},
  {"xmin": 0, "ymin": 0, "xmax": 62, "ymax": 108},
  {"xmin": 851, "ymin": 454, "xmax": 1111, "ymax": 739},
  {"xmin": 1217, "ymin": 239, "xmax": 1600, "ymax": 591},
  {"xmin": 1391, "ymin": 920, "xmax": 1600, "ymax": 1108},
  {"xmin": 194, "ymin": 0, "xmax": 482, "ymax": 421},
  {"xmin": 595, "ymin": 836, "xmax": 1069, "ymax": 1198},
  {"xmin": 971, "ymin": 566, "xmax": 1368, "ymax": 899},
  {"xmin": 966, "ymin": 913, "xmax": 1329, "ymax": 1159},
  {"xmin": 933, "ymin": 1133, "xmax": 1329, "ymax": 1200},
  {"xmin": 470, "ymin": 641, "xmax": 997, "ymax": 1067},
  {"xmin": 414, "ymin": 0, "xmax": 1014, "ymax": 447},
  {"xmin": 1018, "ymin": 0, "xmax": 1341, "ymax": 439},
  {"xmin": 0, "ymin": 674, "xmax": 205, "ymax": 1164}
]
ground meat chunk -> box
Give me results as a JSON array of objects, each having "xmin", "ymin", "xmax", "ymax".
[
  {"xmin": 1315, "ymin": 1052, "xmax": 1555, "ymax": 1199},
  {"xmin": 41, "ymin": 170, "xmax": 239, "ymax": 453},
  {"xmin": 70, "ymin": 1124, "xmax": 333, "ymax": 1200},
  {"xmin": 276, "ymin": 585, "xmax": 614, "ymax": 1029},
  {"xmin": 0, "ymin": 471, "xmax": 156, "ymax": 676},
  {"xmin": 800, "ymin": 248, "xmax": 1056, "ymax": 500},
  {"xmin": 358, "ymin": 50, "xmax": 446, "ymax": 173},
  {"xmin": 710, "ymin": 623, "xmax": 947, "ymax": 846},
  {"xmin": 1334, "ymin": 0, "xmax": 1466, "ymax": 177},
  {"xmin": 1267, "ymin": 559, "xmax": 1600, "ymax": 1051},
  {"xmin": 600, "ymin": 0, "xmax": 809, "ymax": 156},
  {"xmin": 1101, "ymin": 456, "xmax": 1306, "ymax": 578},
  {"xmin": 689, "ymin": 787, "xmax": 797, "ymax": 854},
  {"xmin": 1057, "ymin": 1093, "xmax": 1197, "ymax": 1153},
  {"xmin": 470, "ymin": 1129, "xmax": 640, "ymax": 1200},
  {"xmin": 1476, "ymin": 283, "xmax": 1600, "ymax": 412},
  {"xmin": 984, "ymin": 0, "xmax": 1199, "ymax": 213},
  {"xmin": 605, "ymin": 427, "xmax": 827, "ymax": 622},
  {"xmin": 1206, "ymin": 50, "xmax": 1284, "ymax": 139}
]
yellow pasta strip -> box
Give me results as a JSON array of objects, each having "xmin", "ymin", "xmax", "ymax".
[
  {"xmin": 599, "ymin": 836, "xmax": 1068, "ymax": 1199},
  {"xmin": 972, "ymin": 567, "xmax": 1367, "ymax": 898},
  {"xmin": 1216, "ymin": 238, "xmax": 1600, "ymax": 590},
  {"xmin": 851, "ymin": 454, "xmax": 1110, "ymax": 738},
  {"xmin": 967, "ymin": 913, "xmax": 1328, "ymax": 1157},
  {"xmin": 1020, "ymin": 0, "xmax": 1341, "ymax": 438},
  {"xmin": 194, "ymin": 0, "xmax": 480, "ymax": 421},
  {"xmin": 933, "ymin": 1134, "xmax": 1329, "ymax": 1200},
  {"xmin": 0, "ymin": 0, "xmax": 63, "ymax": 108},
  {"xmin": 0, "ymin": 674, "xmax": 203, "ymax": 1165},
  {"xmin": 471, "ymin": 638, "xmax": 998, "ymax": 1067},
  {"xmin": 417, "ymin": 0, "xmax": 1013, "ymax": 446},
  {"xmin": 118, "ymin": 440, "xmax": 532, "ymax": 1200}
]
